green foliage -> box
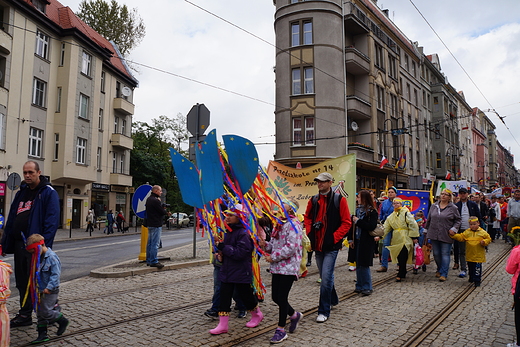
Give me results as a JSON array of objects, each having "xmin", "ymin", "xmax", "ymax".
[
  {"xmin": 131, "ymin": 114, "xmax": 190, "ymax": 212},
  {"xmin": 76, "ymin": 0, "xmax": 146, "ymax": 56}
]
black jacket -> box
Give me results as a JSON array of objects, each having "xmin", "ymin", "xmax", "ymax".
[
  {"xmin": 145, "ymin": 192, "xmax": 166, "ymax": 227},
  {"xmin": 455, "ymin": 200, "xmax": 482, "ymax": 228}
]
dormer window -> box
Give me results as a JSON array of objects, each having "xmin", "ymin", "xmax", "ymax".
[{"xmin": 32, "ymin": 0, "xmax": 46, "ymax": 13}]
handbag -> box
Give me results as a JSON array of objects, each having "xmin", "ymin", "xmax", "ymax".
[
  {"xmin": 422, "ymin": 243, "xmax": 432, "ymax": 265},
  {"xmin": 369, "ymin": 222, "xmax": 384, "ymax": 237}
]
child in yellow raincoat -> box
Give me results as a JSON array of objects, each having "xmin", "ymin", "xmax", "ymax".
[
  {"xmin": 382, "ymin": 198, "xmax": 419, "ymax": 281},
  {"xmin": 449, "ymin": 216, "xmax": 491, "ymax": 287}
]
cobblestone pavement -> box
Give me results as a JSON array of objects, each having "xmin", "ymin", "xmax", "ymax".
[{"xmin": 6, "ymin": 231, "xmax": 518, "ymax": 347}]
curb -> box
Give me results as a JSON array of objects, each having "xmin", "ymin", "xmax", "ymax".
[{"xmin": 89, "ymin": 259, "xmax": 209, "ymax": 278}]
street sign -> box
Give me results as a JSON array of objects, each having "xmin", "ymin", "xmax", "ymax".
[
  {"xmin": 6, "ymin": 172, "xmax": 21, "ymax": 190},
  {"xmin": 187, "ymin": 103, "xmax": 210, "ymax": 137},
  {"xmin": 188, "ymin": 135, "xmax": 206, "ymax": 161},
  {"xmin": 132, "ymin": 184, "xmax": 152, "ymax": 219}
]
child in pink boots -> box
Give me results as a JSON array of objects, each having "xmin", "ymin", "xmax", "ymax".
[{"xmin": 209, "ymin": 207, "xmax": 263, "ymax": 335}]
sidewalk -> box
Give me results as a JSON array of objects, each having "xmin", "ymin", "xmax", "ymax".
[{"xmin": 53, "ymin": 226, "xmax": 210, "ymax": 278}]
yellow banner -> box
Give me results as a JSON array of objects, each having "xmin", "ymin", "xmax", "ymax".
[{"xmin": 266, "ymin": 154, "xmax": 357, "ymax": 215}]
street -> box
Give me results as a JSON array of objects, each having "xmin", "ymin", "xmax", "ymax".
[{"xmin": 4, "ymin": 227, "xmax": 195, "ymax": 297}]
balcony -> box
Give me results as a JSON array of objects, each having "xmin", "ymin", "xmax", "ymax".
[
  {"xmin": 0, "ymin": 86, "xmax": 7, "ymax": 106},
  {"xmin": 110, "ymin": 173, "xmax": 132, "ymax": 187},
  {"xmin": 346, "ymin": 95, "xmax": 371, "ymax": 119},
  {"xmin": 348, "ymin": 143, "xmax": 374, "ymax": 162},
  {"xmin": 344, "ymin": 2, "xmax": 370, "ymax": 35},
  {"xmin": 110, "ymin": 133, "xmax": 133, "ymax": 150},
  {"xmin": 345, "ymin": 47, "xmax": 369, "ymax": 75},
  {"xmin": 113, "ymin": 97, "xmax": 134, "ymax": 115},
  {"xmin": 0, "ymin": 30, "xmax": 12, "ymax": 55}
]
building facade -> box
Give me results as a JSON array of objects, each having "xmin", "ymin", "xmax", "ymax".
[
  {"xmin": 273, "ymin": 0, "xmax": 517, "ymax": 194},
  {"xmin": 0, "ymin": 0, "xmax": 137, "ymax": 227}
]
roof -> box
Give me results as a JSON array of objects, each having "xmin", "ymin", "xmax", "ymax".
[{"xmin": 21, "ymin": 0, "xmax": 137, "ymax": 84}]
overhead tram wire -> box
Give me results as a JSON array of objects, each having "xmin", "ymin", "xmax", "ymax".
[{"xmin": 408, "ymin": 0, "xmax": 520, "ymax": 149}]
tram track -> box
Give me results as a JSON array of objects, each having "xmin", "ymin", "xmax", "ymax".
[{"xmin": 13, "ymin": 247, "xmax": 511, "ymax": 346}]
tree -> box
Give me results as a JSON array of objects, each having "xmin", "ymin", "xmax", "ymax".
[
  {"xmin": 76, "ymin": 0, "xmax": 146, "ymax": 56},
  {"xmin": 131, "ymin": 114, "xmax": 190, "ymax": 212}
]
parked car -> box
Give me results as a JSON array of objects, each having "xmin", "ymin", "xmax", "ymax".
[{"xmin": 169, "ymin": 212, "xmax": 190, "ymax": 228}]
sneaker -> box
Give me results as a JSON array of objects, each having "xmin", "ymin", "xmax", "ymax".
[
  {"xmin": 348, "ymin": 266, "xmax": 356, "ymax": 271},
  {"xmin": 300, "ymin": 270, "xmax": 308, "ymax": 278},
  {"xmin": 289, "ymin": 312, "xmax": 302, "ymax": 333},
  {"xmin": 316, "ymin": 278, "xmax": 321, "ymax": 283},
  {"xmin": 422, "ymin": 264, "xmax": 427, "ymax": 272},
  {"xmin": 237, "ymin": 311, "xmax": 246, "ymax": 318},
  {"xmin": 150, "ymin": 262, "xmax": 164, "ymax": 269},
  {"xmin": 10, "ymin": 314, "xmax": 32, "ymax": 327},
  {"xmin": 376, "ymin": 267, "xmax": 387, "ymax": 272},
  {"xmin": 361, "ymin": 290, "xmax": 373, "ymax": 296},
  {"xmin": 412, "ymin": 268, "xmax": 418, "ymax": 275},
  {"xmin": 452, "ymin": 263, "xmax": 459, "ymax": 270},
  {"xmin": 270, "ymin": 329, "xmax": 288, "ymax": 344},
  {"xmin": 435, "ymin": 272, "xmax": 441, "ymax": 278},
  {"xmin": 458, "ymin": 271, "xmax": 466, "ymax": 278},
  {"xmin": 439, "ymin": 276, "xmax": 447, "ymax": 282},
  {"xmin": 316, "ymin": 314, "xmax": 328, "ymax": 323},
  {"xmin": 506, "ymin": 343, "xmax": 519, "ymax": 347},
  {"xmin": 204, "ymin": 309, "xmax": 219, "ymax": 319}
]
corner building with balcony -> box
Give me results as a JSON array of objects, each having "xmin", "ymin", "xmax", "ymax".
[
  {"xmin": 0, "ymin": 0, "xmax": 137, "ymax": 228},
  {"xmin": 272, "ymin": 0, "xmax": 473, "ymax": 193}
]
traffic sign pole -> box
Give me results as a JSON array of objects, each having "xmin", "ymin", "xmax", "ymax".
[{"xmin": 132, "ymin": 185, "xmax": 152, "ymax": 261}]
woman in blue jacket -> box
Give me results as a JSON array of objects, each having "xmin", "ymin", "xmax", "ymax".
[{"xmin": 209, "ymin": 207, "xmax": 263, "ymax": 335}]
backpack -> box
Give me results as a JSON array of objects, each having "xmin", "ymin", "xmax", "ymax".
[{"xmin": 489, "ymin": 207, "xmax": 496, "ymax": 221}]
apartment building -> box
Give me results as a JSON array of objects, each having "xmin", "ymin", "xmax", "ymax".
[
  {"xmin": 273, "ymin": 0, "xmax": 518, "ymax": 193},
  {"xmin": 0, "ymin": 0, "xmax": 137, "ymax": 227}
]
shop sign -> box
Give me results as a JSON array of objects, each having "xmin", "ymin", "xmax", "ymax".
[
  {"xmin": 92, "ymin": 183, "xmax": 110, "ymax": 190},
  {"xmin": 0, "ymin": 182, "xmax": 5, "ymax": 196},
  {"xmin": 111, "ymin": 185, "xmax": 129, "ymax": 193}
]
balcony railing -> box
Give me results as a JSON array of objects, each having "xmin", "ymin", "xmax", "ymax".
[
  {"xmin": 110, "ymin": 133, "xmax": 133, "ymax": 150},
  {"xmin": 345, "ymin": 47, "xmax": 369, "ymax": 75}
]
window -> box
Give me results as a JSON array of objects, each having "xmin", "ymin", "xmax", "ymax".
[
  {"xmin": 436, "ymin": 152, "xmax": 442, "ymax": 169},
  {"xmin": 412, "ymin": 61, "xmax": 416, "ymax": 78},
  {"xmin": 35, "ymin": 30, "xmax": 49, "ymax": 59},
  {"xmin": 404, "ymin": 54, "xmax": 409, "ymax": 71},
  {"xmin": 32, "ymin": 0, "xmax": 46, "ymax": 13},
  {"xmin": 293, "ymin": 116, "xmax": 314, "ymax": 146},
  {"xmin": 32, "ymin": 78, "xmax": 46, "ymax": 107},
  {"xmin": 388, "ymin": 54, "xmax": 396, "ymax": 78},
  {"xmin": 114, "ymin": 116, "xmax": 119, "ymax": 133},
  {"xmin": 59, "ymin": 42, "xmax": 66, "ymax": 66},
  {"xmin": 55, "ymin": 87, "xmax": 62, "ymax": 113},
  {"xmin": 406, "ymin": 83, "xmax": 411, "ymax": 101},
  {"xmin": 29, "ymin": 127, "xmax": 43, "ymax": 157},
  {"xmin": 116, "ymin": 81, "xmax": 121, "ymax": 98},
  {"xmin": 375, "ymin": 43, "xmax": 384, "ymax": 69},
  {"xmin": 413, "ymin": 89, "xmax": 418, "ymax": 106},
  {"xmin": 292, "ymin": 69, "xmax": 301, "ymax": 95},
  {"xmin": 97, "ymin": 147, "xmax": 102, "ymax": 170},
  {"xmin": 291, "ymin": 20, "xmax": 312, "ymax": 47},
  {"xmin": 98, "ymin": 109, "xmax": 103, "ymax": 130},
  {"xmin": 0, "ymin": 113, "xmax": 5, "ymax": 150},
  {"xmin": 112, "ymin": 152, "xmax": 117, "ymax": 172},
  {"xmin": 376, "ymin": 85, "xmax": 385, "ymax": 111},
  {"xmin": 54, "ymin": 133, "xmax": 59, "ymax": 160},
  {"xmin": 76, "ymin": 137, "xmax": 87, "ymax": 164},
  {"xmin": 121, "ymin": 119, "xmax": 126, "ymax": 135},
  {"xmin": 100, "ymin": 71, "xmax": 106, "ymax": 93},
  {"xmin": 79, "ymin": 93, "xmax": 89, "ymax": 119},
  {"xmin": 81, "ymin": 51, "xmax": 92, "ymax": 76},
  {"xmin": 292, "ymin": 67, "xmax": 313, "ymax": 95},
  {"xmin": 120, "ymin": 153, "xmax": 125, "ymax": 174}
]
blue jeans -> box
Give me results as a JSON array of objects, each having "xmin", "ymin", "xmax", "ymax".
[
  {"xmin": 381, "ymin": 231, "xmax": 392, "ymax": 268},
  {"xmin": 431, "ymin": 240, "xmax": 452, "ymax": 278},
  {"xmin": 146, "ymin": 226, "xmax": 162, "ymax": 264},
  {"xmin": 315, "ymin": 250, "xmax": 339, "ymax": 317},
  {"xmin": 355, "ymin": 266, "xmax": 372, "ymax": 291}
]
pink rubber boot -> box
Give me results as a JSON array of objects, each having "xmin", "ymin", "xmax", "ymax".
[
  {"xmin": 209, "ymin": 315, "xmax": 229, "ymax": 335},
  {"xmin": 245, "ymin": 307, "xmax": 264, "ymax": 328}
]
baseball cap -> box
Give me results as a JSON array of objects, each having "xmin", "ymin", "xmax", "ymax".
[
  {"xmin": 314, "ymin": 172, "xmax": 333, "ymax": 182},
  {"xmin": 459, "ymin": 187, "xmax": 468, "ymax": 194}
]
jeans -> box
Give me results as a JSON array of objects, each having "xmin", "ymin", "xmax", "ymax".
[
  {"xmin": 453, "ymin": 240, "xmax": 467, "ymax": 271},
  {"xmin": 146, "ymin": 226, "xmax": 162, "ymax": 264},
  {"xmin": 381, "ymin": 231, "xmax": 392, "ymax": 268},
  {"xmin": 431, "ymin": 240, "xmax": 452, "ymax": 278},
  {"xmin": 355, "ymin": 266, "xmax": 372, "ymax": 291},
  {"xmin": 315, "ymin": 250, "xmax": 339, "ymax": 317}
]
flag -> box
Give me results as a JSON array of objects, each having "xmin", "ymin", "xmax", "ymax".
[
  {"xmin": 397, "ymin": 189, "xmax": 431, "ymax": 218},
  {"xmin": 445, "ymin": 171, "xmax": 451, "ymax": 180},
  {"xmin": 379, "ymin": 156, "xmax": 388, "ymax": 169},
  {"xmin": 394, "ymin": 152, "xmax": 406, "ymax": 169}
]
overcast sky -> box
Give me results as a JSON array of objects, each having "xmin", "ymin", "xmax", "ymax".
[{"xmin": 64, "ymin": 0, "xmax": 520, "ymax": 168}]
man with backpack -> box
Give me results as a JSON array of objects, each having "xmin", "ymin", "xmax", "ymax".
[{"xmin": 304, "ymin": 173, "xmax": 351, "ymax": 323}]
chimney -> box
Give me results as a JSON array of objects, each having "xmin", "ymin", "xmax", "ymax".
[{"xmin": 382, "ymin": 9, "xmax": 389, "ymax": 17}]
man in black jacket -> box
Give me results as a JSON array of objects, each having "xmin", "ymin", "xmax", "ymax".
[
  {"xmin": 145, "ymin": 185, "xmax": 168, "ymax": 268},
  {"xmin": 453, "ymin": 187, "xmax": 481, "ymax": 278}
]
